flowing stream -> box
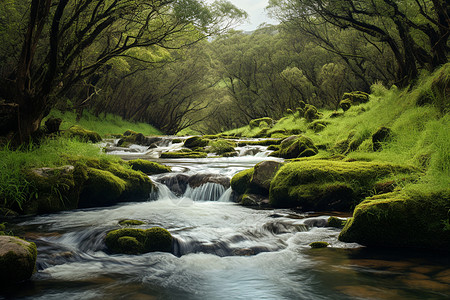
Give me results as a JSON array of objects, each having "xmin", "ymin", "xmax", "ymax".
[{"xmin": 2, "ymin": 139, "xmax": 449, "ymax": 299}]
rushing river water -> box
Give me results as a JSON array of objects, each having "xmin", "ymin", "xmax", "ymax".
[{"xmin": 2, "ymin": 140, "xmax": 449, "ymax": 299}]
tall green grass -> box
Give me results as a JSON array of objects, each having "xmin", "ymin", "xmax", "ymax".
[
  {"xmin": 46, "ymin": 110, "xmax": 163, "ymax": 136},
  {"xmin": 0, "ymin": 137, "xmax": 116, "ymax": 213}
]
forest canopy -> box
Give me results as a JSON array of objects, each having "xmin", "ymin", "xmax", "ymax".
[{"xmin": 0, "ymin": 0, "xmax": 448, "ymax": 138}]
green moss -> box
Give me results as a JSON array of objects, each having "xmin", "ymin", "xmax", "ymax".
[
  {"xmin": 327, "ymin": 216, "xmax": 347, "ymax": 228},
  {"xmin": 184, "ymin": 136, "xmax": 209, "ymax": 148},
  {"xmin": 267, "ymin": 145, "xmax": 280, "ymax": 151},
  {"xmin": 269, "ymin": 160, "xmax": 417, "ymax": 210},
  {"xmin": 339, "ymin": 190, "xmax": 450, "ymax": 249},
  {"xmin": 64, "ymin": 125, "xmax": 102, "ymax": 143},
  {"xmin": 80, "ymin": 168, "xmax": 127, "ymax": 207},
  {"xmin": 208, "ymin": 139, "xmax": 236, "ymax": 155},
  {"xmin": 270, "ymin": 136, "xmax": 318, "ymax": 159},
  {"xmin": 339, "ymin": 99, "xmax": 352, "ymax": 112},
  {"xmin": 105, "ymin": 227, "xmax": 172, "ymax": 254},
  {"xmin": 127, "ymin": 159, "xmax": 171, "ymax": 174},
  {"xmin": 309, "ymin": 241, "xmax": 329, "ymax": 248},
  {"xmin": 230, "ymin": 168, "xmax": 254, "ymax": 195},
  {"xmin": 221, "ymin": 151, "xmax": 238, "ymax": 157},
  {"xmin": 0, "ymin": 236, "xmax": 37, "ymax": 283},
  {"xmin": 119, "ymin": 219, "xmax": 145, "ymax": 226},
  {"xmin": 160, "ymin": 151, "xmax": 208, "ymax": 158},
  {"xmin": 249, "ymin": 117, "xmax": 273, "ymax": 128},
  {"xmin": 304, "ymin": 104, "xmax": 320, "ymax": 122}
]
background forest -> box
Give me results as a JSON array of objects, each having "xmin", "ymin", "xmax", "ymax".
[{"xmin": 0, "ymin": 0, "xmax": 448, "ymax": 138}]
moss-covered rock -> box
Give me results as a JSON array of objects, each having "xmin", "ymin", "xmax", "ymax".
[
  {"xmin": 250, "ymin": 161, "xmax": 283, "ymax": 194},
  {"xmin": 339, "ymin": 99, "xmax": 352, "ymax": 112},
  {"xmin": 339, "ymin": 190, "xmax": 450, "ymax": 249},
  {"xmin": 117, "ymin": 133, "xmax": 161, "ymax": 147},
  {"xmin": 237, "ymin": 139, "xmax": 282, "ymax": 146},
  {"xmin": 304, "ymin": 104, "xmax": 321, "ymax": 122},
  {"xmin": 65, "ymin": 125, "xmax": 102, "ymax": 143},
  {"xmin": 105, "ymin": 227, "xmax": 172, "ymax": 254},
  {"xmin": 75, "ymin": 157, "xmax": 154, "ymax": 208},
  {"xmin": 327, "ymin": 216, "xmax": 347, "ymax": 228},
  {"xmin": 270, "ymin": 135, "xmax": 318, "ymax": 159},
  {"xmin": 160, "ymin": 151, "xmax": 208, "ymax": 159},
  {"xmin": 208, "ymin": 139, "xmax": 236, "ymax": 155},
  {"xmin": 269, "ymin": 160, "xmax": 417, "ymax": 211},
  {"xmin": 249, "ymin": 117, "xmax": 273, "ymax": 129},
  {"xmin": 230, "ymin": 168, "xmax": 254, "ymax": 195},
  {"xmin": 308, "ymin": 120, "xmax": 329, "ymax": 133},
  {"xmin": 23, "ymin": 165, "xmax": 87, "ymax": 214},
  {"xmin": 309, "ymin": 241, "xmax": 329, "ymax": 248},
  {"xmin": 0, "ymin": 236, "xmax": 37, "ymax": 283},
  {"xmin": 184, "ymin": 136, "xmax": 208, "ymax": 149},
  {"xmin": 118, "ymin": 219, "xmax": 146, "ymax": 226},
  {"xmin": 127, "ymin": 159, "xmax": 171, "ymax": 174}
]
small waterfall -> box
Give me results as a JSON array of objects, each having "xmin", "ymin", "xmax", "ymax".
[
  {"xmin": 183, "ymin": 182, "xmax": 226, "ymax": 201},
  {"xmin": 218, "ymin": 187, "xmax": 232, "ymax": 202},
  {"xmin": 150, "ymin": 182, "xmax": 178, "ymax": 200}
]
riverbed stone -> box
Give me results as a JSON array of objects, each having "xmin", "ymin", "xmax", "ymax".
[
  {"xmin": 230, "ymin": 168, "xmax": 254, "ymax": 195},
  {"xmin": 250, "ymin": 160, "xmax": 282, "ymax": 194},
  {"xmin": 188, "ymin": 174, "xmax": 231, "ymax": 189},
  {"xmin": 339, "ymin": 190, "xmax": 450, "ymax": 249},
  {"xmin": 184, "ymin": 136, "xmax": 209, "ymax": 149},
  {"xmin": 105, "ymin": 227, "xmax": 172, "ymax": 254},
  {"xmin": 0, "ymin": 236, "xmax": 37, "ymax": 283}
]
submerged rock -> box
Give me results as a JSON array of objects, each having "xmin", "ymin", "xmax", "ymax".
[
  {"xmin": 0, "ymin": 236, "xmax": 37, "ymax": 283},
  {"xmin": 105, "ymin": 227, "xmax": 173, "ymax": 254},
  {"xmin": 339, "ymin": 190, "xmax": 450, "ymax": 249}
]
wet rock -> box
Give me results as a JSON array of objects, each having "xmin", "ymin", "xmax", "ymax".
[
  {"xmin": 240, "ymin": 194, "xmax": 270, "ymax": 207},
  {"xmin": 118, "ymin": 133, "xmax": 161, "ymax": 147},
  {"xmin": 0, "ymin": 236, "xmax": 37, "ymax": 283},
  {"xmin": 188, "ymin": 174, "xmax": 230, "ymax": 189},
  {"xmin": 304, "ymin": 218, "xmax": 328, "ymax": 228},
  {"xmin": 157, "ymin": 174, "xmax": 190, "ymax": 196},
  {"xmin": 309, "ymin": 241, "xmax": 329, "ymax": 248},
  {"xmin": 105, "ymin": 227, "xmax": 172, "ymax": 254},
  {"xmin": 184, "ymin": 136, "xmax": 208, "ymax": 149},
  {"xmin": 250, "ymin": 161, "xmax": 282, "ymax": 194}
]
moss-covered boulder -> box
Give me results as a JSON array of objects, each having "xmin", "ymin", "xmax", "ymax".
[
  {"xmin": 65, "ymin": 125, "xmax": 102, "ymax": 143},
  {"xmin": 119, "ymin": 219, "xmax": 145, "ymax": 226},
  {"xmin": 308, "ymin": 120, "xmax": 329, "ymax": 133},
  {"xmin": 184, "ymin": 136, "xmax": 209, "ymax": 149},
  {"xmin": 249, "ymin": 117, "xmax": 273, "ymax": 129},
  {"xmin": 304, "ymin": 104, "xmax": 321, "ymax": 122},
  {"xmin": 117, "ymin": 133, "xmax": 161, "ymax": 147},
  {"xmin": 76, "ymin": 157, "xmax": 154, "ymax": 208},
  {"xmin": 250, "ymin": 161, "xmax": 283, "ymax": 194},
  {"xmin": 270, "ymin": 135, "xmax": 318, "ymax": 159},
  {"xmin": 0, "ymin": 236, "xmax": 37, "ymax": 283},
  {"xmin": 105, "ymin": 227, "xmax": 172, "ymax": 254},
  {"xmin": 340, "ymin": 91, "xmax": 369, "ymax": 112},
  {"xmin": 230, "ymin": 168, "xmax": 254, "ymax": 195},
  {"xmin": 160, "ymin": 151, "xmax": 208, "ymax": 159},
  {"xmin": 269, "ymin": 160, "xmax": 417, "ymax": 211},
  {"xmin": 327, "ymin": 216, "xmax": 347, "ymax": 228},
  {"xmin": 309, "ymin": 241, "xmax": 329, "ymax": 248},
  {"xmin": 208, "ymin": 139, "xmax": 236, "ymax": 155},
  {"xmin": 23, "ymin": 165, "xmax": 87, "ymax": 214},
  {"xmin": 339, "ymin": 191, "xmax": 450, "ymax": 249},
  {"xmin": 127, "ymin": 159, "xmax": 171, "ymax": 174}
]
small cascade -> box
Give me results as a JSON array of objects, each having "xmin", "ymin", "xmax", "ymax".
[
  {"xmin": 150, "ymin": 182, "xmax": 178, "ymax": 201},
  {"xmin": 183, "ymin": 182, "xmax": 226, "ymax": 201},
  {"xmin": 217, "ymin": 187, "xmax": 233, "ymax": 202}
]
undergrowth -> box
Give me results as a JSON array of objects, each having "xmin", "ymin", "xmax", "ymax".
[{"xmin": 45, "ymin": 110, "xmax": 162, "ymax": 136}]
